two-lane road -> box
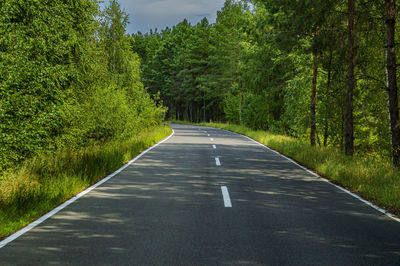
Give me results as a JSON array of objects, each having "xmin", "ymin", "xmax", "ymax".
[{"xmin": 1, "ymin": 124, "xmax": 399, "ymax": 265}]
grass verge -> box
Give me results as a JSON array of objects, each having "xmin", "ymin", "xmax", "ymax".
[
  {"xmin": 0, "ymin": 125, "xmax": 172, "ymax": 239},
  {"xmin": 171, "ymin": 121, "xmax": 400, "ymax": 216}
]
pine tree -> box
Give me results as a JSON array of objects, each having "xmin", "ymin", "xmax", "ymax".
[{"xmin": 385, "ymin": 0, "xmax": 400, "ymax": 166}]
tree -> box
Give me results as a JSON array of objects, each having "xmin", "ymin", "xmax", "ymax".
[
  {"xmin": 0, "ymin": 0, "xmax": 98, "ymax": 170},
  {"xmin": 255, "ymin": 0, "xmax": 338, "ymax": 144},
  {"xmin": 385, "ymin": 0, "xmax": 400, "ymax": 166},
  {"xmin": 99, "ymin": 0, "xmax": 131, "ymax": 86},
  {"xmin": 212, "ymin": 0, "xmax": 250, "ymax": 124},
  {"xmin": 345, "ymin": 0, "xmax": 355, "ymax": 156}
]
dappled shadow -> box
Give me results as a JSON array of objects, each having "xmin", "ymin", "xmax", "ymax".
[{"xmin": 0, "ymin": 125, "xmax": 399, "ymax": 265}]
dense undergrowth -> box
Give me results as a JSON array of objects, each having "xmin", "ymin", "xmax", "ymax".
[
  {"xmin": 0, "ymin": 125, "xmax": 172, "ymax": 238},
  {"xmin": 172, "ymin": 121, "xmax": 400, "ymax": 216}
]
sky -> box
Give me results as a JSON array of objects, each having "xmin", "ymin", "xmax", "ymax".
[{"xmin": 99, "ymin": 0, "xmax": 226, "ymax": 34}]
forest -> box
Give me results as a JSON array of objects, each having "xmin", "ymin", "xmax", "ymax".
[
  {"xmin": 132, "ymin": 0, "xmax": 400, "ymax": 166},
  {"xmin": 0, "ymin": 0, "xmax": 165, "ymax": 173},
  {"xmin": 1, "ymin": 0, "xmax": 399, "ymax": 171}
]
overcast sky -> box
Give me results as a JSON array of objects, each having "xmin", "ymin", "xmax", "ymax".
[{"xmin": 100, "ymin": 0, "xmax": 226, "ymax": 34}]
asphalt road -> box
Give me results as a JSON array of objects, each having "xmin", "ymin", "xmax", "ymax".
[{"xmin": 1, "ymin": 124, "xmax": 400, "ymax": 265}]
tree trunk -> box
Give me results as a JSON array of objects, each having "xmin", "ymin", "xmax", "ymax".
[
  {"xmin": 324, "ymin": 118, "xmax": 328, "ymax": 147},
  {"xmin": 324, "ymin": 50, "xmax": 333, "ymax": 147},
  {"xmin": 184, "ymin": 102, "xmax": 189, "ymax": 121},
  {"xmin": 385, "ymin": 0, "xmax": 400, "ymax": 166},
  {"xmin": 189, "ymin": 103, "xmax": 193, "ymax": 122},
  {"xmin": 384, "ymin": 49, "xmax": 391, "ymax": 128},
  {"xmin": 203, "ymin": 91, "xmax": 206, "ymax": 122},
  {"xmin": 345, "ymin": 0, "xmax": 355, "ymax": 156},
  {"xmin": 310, "ymin": 51, "xmax": 318, "ymax": 146},
  {"xmin": 340, "ymin": 79, "xmax": 345, "ymax": 152},
  {"xmin": 167, "ymin": 103, "xmax": 172, "ymax": 120}
]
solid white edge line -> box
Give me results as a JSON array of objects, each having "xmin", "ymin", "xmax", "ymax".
[
  {"xmin": 240, "ymin": 134, "xmax": 400, "ymax": 223},
  {"xmin": 0, "ymin": 129, "xmax": 175, "ymax": 249},
  {"xmin": 221, "ymin": 186, "xmax": 232, "ymax": 207},
  {"xmin": 215, "ymin": 157, "xmax": 221, "ymax": 166}
]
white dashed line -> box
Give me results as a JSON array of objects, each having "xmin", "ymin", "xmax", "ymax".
[
  {"xmin": 212, "ymin": 145, "xmax": 216, "ymax": 149},
  {"xmin": 221, "ymin": 186, "xmax": 232, "ymax": 207},
  {"xmin": 215, "ymin": 157, "xmax": 221, "ymax": 166}
]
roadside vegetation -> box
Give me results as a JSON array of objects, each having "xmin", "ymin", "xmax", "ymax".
[
  {"xmin": 0, "ymin": 1, "xmax": 168, "ymax": 238},
  {"xmin": 173, "ymin": 121, "xmax": 400, "ymax": 216},
  {"xmin": 0, "ymin": 125, "xmax": 171, "ymax": 238}
]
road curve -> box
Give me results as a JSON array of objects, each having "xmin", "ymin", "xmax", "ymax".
[{"xmin": 0, "ymin": 124, "xmax": 399, "ymax": 265}]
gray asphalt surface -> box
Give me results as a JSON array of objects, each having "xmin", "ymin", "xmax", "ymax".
[{"xmin": 1, "ymin": 124, "xmax": 399, "ymax": 265}]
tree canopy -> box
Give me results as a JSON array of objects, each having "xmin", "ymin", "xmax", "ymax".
[{"xmin": 0, "ymin": 0, "xmax": 165, "ymax": 172}]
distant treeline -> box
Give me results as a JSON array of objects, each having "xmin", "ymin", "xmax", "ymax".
[
  {"xmin": 0, "ymin": 0, "xmax": 165, "ymax": 172},
  {"xmin": 132, "ymin": 0, "xmax": 400, "ymax": 165}
]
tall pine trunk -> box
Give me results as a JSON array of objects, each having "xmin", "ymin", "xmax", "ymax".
[
  {"xmin": 345, "ymin": 0, "xmax": 355, "ymax": 156},
  {"xmin": 310, "ymin": 27, "xmax": 319, "ymax": 146},
  {"xmin": 385, "ymin": 0, "xmax": 400, "ymax": 166},
  {"xmin": 203, "ymin": 91, "xmax": 206, "ymax": 122},
  {"xmin": 324, "ymin": 50, "xmax": 333, "ymax": 147}
]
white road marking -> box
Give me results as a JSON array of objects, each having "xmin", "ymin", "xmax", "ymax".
[
  {"xmin": 241, "ymin": 134, "xmax": 400, "ymax": 223},
  {"xmin": 221, "ymin": 186, "xmax": 232, "ymax": 207},
  {"xmin": 212, "ymin": 145, "xmax": 216, "ymax": 149},
  {"xmin": 215, "ymin": 157, "xmax": 221, "ymax": 166},
  {"xmin": 0, "ymin": 130, "xmax": 176, "ymax": 249},
  {"xmin": 210, "ymin": 138, "xmax": 214, "ymax": 141}
]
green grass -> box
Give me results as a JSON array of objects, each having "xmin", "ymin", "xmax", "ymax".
[
  {"xmin": 170, "ymin": 121, "xmax": 400, "ymax": 216},
  {"xmin": 0, "ymin": 125, "xmax": 172, "ymax": 238}
]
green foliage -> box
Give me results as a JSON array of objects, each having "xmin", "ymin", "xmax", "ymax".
[
  {"xmin": 0, "ymin": 0, "xmax": 98, "ymax": 170},
  {"xmin": 282, "ymin": 52, "xmax": 313, "ymax": 137},
  {"xmin": 0, "ymin": 0, "xmax": 166, "ymax": 172},
  {"xmin": 223, "ymin": 89, "xmax": 241, "ymax": 124},
  {"xmin": 135, "ymin": 0, "xmax": 396, "ymax": 160},
  {"xmin": 133, "ymin": 1, "xmax": 251, "ymax": 122},
  {"xmin": 100, "ymin": 0, "xmax": 130, "ymax": 76},
  {"xmin": 242, "ymin": 92, "xmax": 279, "ymax": 131}
]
